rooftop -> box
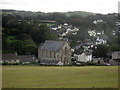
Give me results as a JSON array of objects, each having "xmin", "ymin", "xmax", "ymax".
[
  {"xmin": 2, "ymin": 54, "xmax": 19, "ymax": 60},
  {"xmin": 112, "ymin": 51, "xmax": 120, "ymax": 55},
  {"xmin": 40, "ymin": 40, "xmax": 66, "ymax": 51},
  {"xmin": 18, "ymin": 55, "xmax": 37, "ymax": 62}
]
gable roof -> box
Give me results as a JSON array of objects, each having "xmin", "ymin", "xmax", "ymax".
[
  {"xmin": 112, "ymin": 51, "xmax": 120, "ymax": 55},
  {"xmin": 40, "ymin": 40, "xmax": 66, "ymax": 51},
  {"xmin": 74, "ymin": 49, "xmax": 83, "ymax": 55},
  {"xmin": 84, "ymin": 52, "xmax": 92, "ymax": 55},
  {"xmin": 18, "ymin": 55, "xmax": 37, "ymax": 62},
  {"xmin": 112, "ymin": 51, "xmax": 120, "ymax": 59},
  {"xmin": 2, "ymin": 54, "xmax": 19, "ymax": 61},
  {"xmin": 74, "ymin": 49, "xmax": 92, "ymax": 55},
  {"xmin": 18, "ymin": 55, "xmax": 37, "ymax": 59}
]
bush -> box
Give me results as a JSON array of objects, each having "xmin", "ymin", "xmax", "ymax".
[
  {"xmin": 2, "ymin": 62, "xmax": 8, "ymax": 65},
  {"xmin": 30, "ymin": 61, "xmax": 39, "ymax": 65},
  {"xmin": 75, "ymin": 61, "xmax": 103, "ymax": 66},
  {"xmin": 2, "ymin": 62, "xmax": 20, "ymax": 65}
]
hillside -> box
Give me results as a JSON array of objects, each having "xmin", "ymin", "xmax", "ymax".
[
  {"xmin": 1, "ymin": 9, "xmax": 96, "ymax": 17},
  {"xmin": 2, "ymin": 13, "xmax": 59, "ymax": 55},
  {"xmin": 2, "ymin": 9, "xmax": 120, "ymax": 56}
]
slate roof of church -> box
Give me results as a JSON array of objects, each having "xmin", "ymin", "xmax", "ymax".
[{"xmin": 40, "ymin": 40, "xmax": 66, "ymax": 51}]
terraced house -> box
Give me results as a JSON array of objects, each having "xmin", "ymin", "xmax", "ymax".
[{"xmin": 38, "ymin": 40, "xmax": 71, "ymax": 65}]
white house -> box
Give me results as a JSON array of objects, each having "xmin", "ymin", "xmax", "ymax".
[
  {"xmin": 112, "ymin": 51, "xmax": 120, "ymax": 60},
  {"xmin": 95, "ymin": 37, "xmax": 107, "ymax": 45},
  {"xmin": 74, "ymin": 51, "xmax": 92, "ymax": 62},
  {"xmin": 88, "ymin": 30, "xmax": 96, "ymax": 36},
  {"xmin": 93, "ymin": 19, "xmax": 104, "ymax": 24}
]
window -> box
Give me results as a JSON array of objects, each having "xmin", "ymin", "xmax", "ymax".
[
  {"xmin": 46, "ymin": 51, "xmax": 47, "ymax": 57},
  {"xmin": 57, "ymin": 55, "xmax": 59, "ymax": 59},
  {"xmin": 44, "ymin": 51, "xmax": 46, "ymax": 57},
  {"xmin": 50, "ymin": 51, "xmax": 52, "ymax": 57},
  {"xmin": 54, "ymin": 52, "xmax": 56, "ymax": 58},
  {"xmin": 41, "ymin": 51, "xmax": 43, "ymax": 57}
]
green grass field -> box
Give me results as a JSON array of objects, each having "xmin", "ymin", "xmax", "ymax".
[{"xmin": 2, "ymin": 66, "xmax": 118, "ymax": 88}]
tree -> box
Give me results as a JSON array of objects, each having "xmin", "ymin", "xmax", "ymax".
[
  {"xmin": 23, "ymin": 45, "xmax": 37, "ymax": 55},
  {"xmin": 109, "ymin": 43, "xmax": 120, "ymax": 51},
  {"xmin": 9, "ymin": 40, "xmax": 25, "ymax": 54},
  {"xmin": 93, "ymin": 44, "xmax": 109, "ymax": 58}
]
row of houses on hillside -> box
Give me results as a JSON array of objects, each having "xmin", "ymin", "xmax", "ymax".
[
  {"xmin": 1, "ymin": 40, "xmax": 120, "ymax": 66},
  {"xmin": 38, "ymin": 40, "xmax": 120, "ymax": 66},
  {"xmin": 1, "ymin": 40, "xmax": 71, "ymax": 66},
  {"xmin": 50, "ymin": 23, "xmax": 79, "ymax": 37},
  {"xmin": 73, "ymin": 42, "xmax": 94, "ymax": 52},
  {"xmin": 73, "ymin": 50, "xmax": 120, "ymax": 65},
  {"xmin": 88, "ymin": 30, "xmax": 108, "ymax": 45}
]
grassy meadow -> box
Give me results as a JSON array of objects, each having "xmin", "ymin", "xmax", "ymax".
[{"xmin": 2, "ymin": 66, "xmax": 118, "ymax": 88}]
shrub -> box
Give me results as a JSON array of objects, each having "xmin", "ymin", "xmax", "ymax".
[{"xmin": 75, "ymin": 61, "xmax": 103, "ymax": 66}]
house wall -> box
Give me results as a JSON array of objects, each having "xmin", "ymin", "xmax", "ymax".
[
  {"xmin": 61, "ymin": 42, "xmax": 71, "ymax": 64},
  {"xmin": 85, "ymin": 54, "xmax": 92, "ymax": 62},
  {"xmin": 112, "ymin": 53, "xmax": 120, "ymax": 60},
  {"xmin": 39, "ymin": 50, "xmax": 59, "ymax": 61},
  {"xmin": 3, "ymin": 59, "xmax": 20, "ymax": 63},
  {"xmin": 95, "ymin": 37, "xmax": 107, "ymax": 45},
  {"xmin": 75, "ymin": 53, "xmax": 92, "ymax": 62}
]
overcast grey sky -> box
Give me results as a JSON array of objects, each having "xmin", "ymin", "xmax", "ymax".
[{"xmin": 0, "ymin": 0, "xmax": 119, "ymax": 14}]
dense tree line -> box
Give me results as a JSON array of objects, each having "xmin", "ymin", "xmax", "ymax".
[{"xmin": 2, "ymin": 14, "xmax": 58, "ymax": 56}]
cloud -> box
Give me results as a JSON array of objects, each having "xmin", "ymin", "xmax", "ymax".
[
  {"xmin": 0, "ymin": 0, "xmax": 119, "ymax": 14},
  {"xmin": 0, "ymin": 1, "xmax": 13, "ymax": 5}
]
